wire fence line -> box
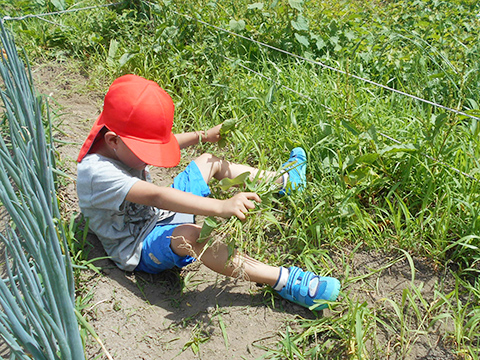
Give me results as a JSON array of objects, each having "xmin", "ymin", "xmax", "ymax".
[
  {"xmin": 3, "ymin": 0, "xmax": 477, "ymax": 122},
  {"xmin": 157, "ymin": 3, "xmax": 480, "ymax": 183},
  {"xmin": 166, "ymin": 6, "xmax": 480, "ymax": 123},
  {"xmin": 221, "ymin": 52, "xmax": 480, "ymax": 183},
  {"xmin": 2, "ymin": 0, "xmax": 479, "ymax": 183},
  {"xmin": 1, "ymin": 2, "xmax": 121, "ymax": 23}
]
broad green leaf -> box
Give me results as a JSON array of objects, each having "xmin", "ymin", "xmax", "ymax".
[
  {"xmin": 229, "ymin": 19, "xmax": 246, "ymax": 32},
  {"xmin": 220, "ymin": 118, "xmax": 236, "ymax": 133},
  {"xmin": 355, "ymin": 153, "xmax": 379, "ymax": 164},
  {"xmin": 219, "ymin": 172, "xmax": 250, "ymax": 190},
  {"xmin": 345, "ymin": 30, "xmax": 356, "ymax": 41},
  {"xmin": 50, "ymin": 0, "xmax": 65, "ymax": 10},
  {"xmin": 294, "ymin": 33, "xmax": 309, "ymax": 47},
  {"xmin": 355, "ymin": 309, "xmax": 364, "ymax": 358},
  {"xmin": 428, "ymin": 72, "xmax": 445, "ymax": 80},
  {"xmin": 218, "ymin": 119, "xmax": 237, "ymax": 147},
  {"xmin": 380, "ymin": 144, "xmax": 417, "ymax": 155},
  {"xmin": 198, "ymin": 216, "xmax": 217, "ymax": 243},
  {"xmin": 466, "ymin": 98, "xmax": 478, "ymax": 109},
  {"xmin": 288, "ymin": 0, "xmax": 304, "ymax": 11},
  {"xmin": 119, "ymin": 53, "xmax": 134, "ymax": 67},
  {"xmin": 329, "ymin": 20, "xmax": 338, "ymax": 35},
  {"xmin": 315, "ymin": 37, "xmax": 326, "ymax": 50},
  {"xmin": 329, "ymin": 35, "xmax": 339, "ymax": 45},
  {"xmin": 291, "ymin": 15, "xmax": 309, "ymax": 31},
  {"xmin": 341, "ymin": 154, "xmax": 356, "ymax": 172},
  {"xmin": 345, "ymin": 167, "xmax": 378, "ymax": 186},
  {"xmin": 247, "ymin": 2, "xmax": 264, "ymax": 10},
  {"xmin": 470, "ymin": 118, "xmax": 479, "ymax": 137},
  {"xmin": 107, "ymin": 39, "xmax": 118, "ymax": 64},
  {"xmin": 459, "ymin": 108, "xmax": 480, "ymax": 121}
]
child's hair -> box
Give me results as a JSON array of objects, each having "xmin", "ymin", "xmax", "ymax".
[
  {"xmin": 95, "ymin": 126, "xmax": 109, "ymax": 142},
  {"xmin": 77, "ymin": 74, "xmax": 181, "ymax": 167},
  {"xmin": 87, "ymin": 126, "xmax": 109, "ymax": 155}
]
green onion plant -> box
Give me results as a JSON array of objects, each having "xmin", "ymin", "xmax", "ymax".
[{"xmin": 0, "ymin": 22, "xmax": 84, "ymax": 359}]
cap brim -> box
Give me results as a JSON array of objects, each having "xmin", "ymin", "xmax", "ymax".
[
  {"xmin": 121, "ymin": 132, "xmax": 180, "ymax": 168},
  {"xmin": 77, "ymin": 113, "xmax": 106, "ymax": 163}
]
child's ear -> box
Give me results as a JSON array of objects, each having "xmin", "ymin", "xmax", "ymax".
[{"xmin": 104, "ymin": 131, "xmax": 119, "ymax": 149}]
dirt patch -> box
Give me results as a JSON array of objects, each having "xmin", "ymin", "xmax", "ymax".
[
  {"xmin": 30, "ymin": 60, "xmax": 458, "ymax": 359},
  {"xmin": 336, "ymin": 249, "xmax": 456, "ymax": 360}
]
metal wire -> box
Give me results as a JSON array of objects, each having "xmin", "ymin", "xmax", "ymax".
[
  {"xmin": 220, "ymin": 53, "xmax": 480, "ymax": 183},
  {"xmin": 5, "ymin": 0, "xmax": 477, "ymax": 123},
  {"xmin": 3, "ymin": 0, "xmax": 479, "ymax": 183},
  {"xmin": 1, "ymin": 2, "xmax": 121, "ymax": 23},
  {"xmin": 161, "ymin": 4, "xmax": 480, "ymax": 183},
  {"xmin": 167, "ymin": 7, "xmax": 480, "ymax": 123}
]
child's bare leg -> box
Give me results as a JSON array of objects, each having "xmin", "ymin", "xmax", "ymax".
[
  {"xmin": 170, "ymin": 223, "xmax": 280, "ymax": 286},
  {"xmin": 193, "ymin": 153, "xmax": 283, "ymax": 185},
  {"xmin": 170, "ymin": 223, "xmax": 341, "ymax": 311}
]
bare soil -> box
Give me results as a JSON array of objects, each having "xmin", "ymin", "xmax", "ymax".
[{"xmin": 31, "ymin": 60, "xmax": 457, "ymax": 359}]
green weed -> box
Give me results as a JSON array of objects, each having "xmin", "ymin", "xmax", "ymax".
[{"xmin": 4, "ymin": 0, "xmax": 480, "ymax": 357}]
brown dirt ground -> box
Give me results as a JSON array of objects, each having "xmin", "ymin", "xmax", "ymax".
[{"xmin": 30, "ymin": 60, "xmax": 457, "ymax": 360}]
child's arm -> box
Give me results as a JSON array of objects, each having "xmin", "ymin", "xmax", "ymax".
[
  {"xmin": 126, "ymin": 179, "xmax": 260, "ymax": 220},
  {"xmin": 175, "ymin": 124, "xmax": 222, "ymax": 149}
]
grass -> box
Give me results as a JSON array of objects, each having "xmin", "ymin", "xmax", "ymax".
[{"xmin": 1, "ymin": 0, "xmax": 480, "ymax": 357}]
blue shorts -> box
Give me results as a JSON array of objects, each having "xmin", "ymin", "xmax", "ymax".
[{"xmin": 135, "ymin": 161, "xmax": 210, "ymax": 274}]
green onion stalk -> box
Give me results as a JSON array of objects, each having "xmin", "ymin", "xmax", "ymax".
[{"xmin": 0, "ymin": 21, "xmax": 85, "ymax": 359}]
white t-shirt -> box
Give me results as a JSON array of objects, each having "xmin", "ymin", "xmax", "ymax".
[{"xmin": 76, "ymin": 153, "xmax": 173, "ymax": 271}]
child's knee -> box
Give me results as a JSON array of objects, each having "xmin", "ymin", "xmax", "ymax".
[
  {"xmin": 193, "ymin": 153, "xmax": 223, "ymax": 182},
  {"xmin": 194, "ymin": 152, "xmax": 214, "ymax": 163},
  {"xmin": 170, "ymin": 224, "xmax": 202, "ymax": 257}
]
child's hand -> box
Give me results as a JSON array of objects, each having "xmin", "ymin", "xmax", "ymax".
[
  {"xmin": 202, "ymin": 124, "xmax": 222, "ymax": 143},
  {"xmin": 220, "ymin": 192, "xmax": 261, "ymax": 220}
]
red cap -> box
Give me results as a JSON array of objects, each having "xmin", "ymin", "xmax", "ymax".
[{"xmin": 77, "ymin": 74, "xmax": 180, "ymax": 167}]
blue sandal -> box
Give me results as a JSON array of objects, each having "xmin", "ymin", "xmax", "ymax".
[
  {"xmin": 279, "ymin": 147, "xmax": 307, "ymax": 195},
  {"xmin": 277, "ymin": 266, "xmax": 340, "ymax": 310}
]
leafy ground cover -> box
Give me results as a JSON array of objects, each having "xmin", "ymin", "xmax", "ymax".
[{"xmin": 2, "ymin": 0, "xmax": 480, "ymax": 358}]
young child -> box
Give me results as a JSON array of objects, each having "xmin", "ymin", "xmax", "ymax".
[{"xmin": 76, "ymin": 74, "xmax": 340, "ymax": 311}]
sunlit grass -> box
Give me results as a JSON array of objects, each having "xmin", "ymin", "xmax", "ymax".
[{"xmin": 2, "ymin": 0, "xmax": 480, "ymax": 357}]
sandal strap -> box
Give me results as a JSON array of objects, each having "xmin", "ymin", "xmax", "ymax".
[
  {"xmin": 285, "ymin": 266, "xmax": 302, "ymax": 297},
  {"xmin": 298, "ymin": 271, "xmax": 315, "ymax": 304}
]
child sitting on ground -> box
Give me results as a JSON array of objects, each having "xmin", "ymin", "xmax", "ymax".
[{"xmin": 76, "ymin": 74, "xmax": 340, "ymax": 310}]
